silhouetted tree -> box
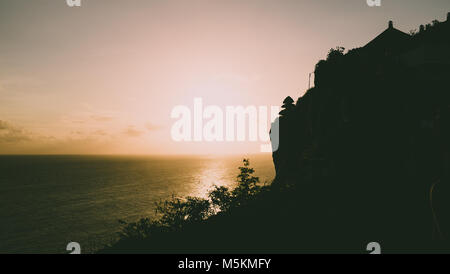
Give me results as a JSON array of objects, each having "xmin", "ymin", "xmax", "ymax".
[
  {"xmin": 326, "ymin": 46, "xmax": 345, "ymax": 61},
  {"xmin": 113, "ymin": 159, "xmax": 264, "ymax": 246},
  {"xmin": 209, "ymin": 159, "xmax": 262, "ymax": 210}
]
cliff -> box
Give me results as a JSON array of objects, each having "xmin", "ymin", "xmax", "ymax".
[{"xmin": 271, "ymin": 15, "xmax": 450, "ymax": 247}]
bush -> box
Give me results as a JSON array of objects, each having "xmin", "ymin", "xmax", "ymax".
[
  {"xmin": 116, "ymin": 159, "xmax": 265, "ymax": 242},
  {"xmin": 208, "ymin": 185, "xmax": 233, "ymax": 212},
  {"xmin": 156, "ymin": 196, "xmax": 213, "ymax": 229}
]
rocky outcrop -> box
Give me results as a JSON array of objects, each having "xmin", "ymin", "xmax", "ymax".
[{"xmin": 271, "ymin": 16, "xmax": 450, "ymax": 244}]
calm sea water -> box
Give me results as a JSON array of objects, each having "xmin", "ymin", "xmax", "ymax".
[{"xmin": 0, "ymin": 154, "xmax": 274, "ymax": 254}]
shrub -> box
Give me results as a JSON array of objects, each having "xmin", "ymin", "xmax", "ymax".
[
  {"xmin": 156, "ymin": 196, "xmax": 212, "ymax": 229},
  {"xmin": 116, "ymin": 159, "xmax": 264, "ymax": 242}
]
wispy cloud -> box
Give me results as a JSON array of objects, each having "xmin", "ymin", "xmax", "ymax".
[
  {"xmin": 0, "ymin": 120, "xmax": 118, "ymax": 154},
  {"xmin": 0, "ymin": 120, "xmax": 32, "ymax": 143},
  {"xmin": 61, "ymin": 109, "xmax": 117, "ymax": 125},
  {"xmin": 123, "ymin": 126, "xmax": 144, "ymax": 137},
  {"xmin": 89, "ymin": 114, "xmax": 115, "ymax": 122},
  {"xmin": 146, "ymin": 122, "xmax": 163, "ymax": 131}
]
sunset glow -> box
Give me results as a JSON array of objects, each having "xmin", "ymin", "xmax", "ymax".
[{"xmin": 1, "ymin": 0, "xmax": 449, "ymax": 155}]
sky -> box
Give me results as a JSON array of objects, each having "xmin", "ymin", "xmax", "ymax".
[{"xmin": 0, "ymin": 0, "xmax": 449, "ymax": 155}]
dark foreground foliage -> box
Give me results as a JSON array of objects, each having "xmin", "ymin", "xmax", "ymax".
[{"xmin": 101, "ymin": 159, "xmax": 272, "ymax": 253}]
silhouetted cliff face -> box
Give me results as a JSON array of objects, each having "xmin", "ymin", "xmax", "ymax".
[{"xmin": 271, "ymin": 17, "xmax": 450, "ymax": 245}]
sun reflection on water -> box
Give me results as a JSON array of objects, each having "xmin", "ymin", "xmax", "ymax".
[
  {"xmin": 187, "ymin": 155, "xmax": 275, "ymax": 199},
  {"xmin": 189, "ymin": 158, "xmax": 235, "ymax": 198}
]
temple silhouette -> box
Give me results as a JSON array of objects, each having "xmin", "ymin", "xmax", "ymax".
[
  {"xmin": 365, "ymin": 20, "xmax": 412, "ymax": 55},
  {"xmin": 271, "ymin": 12, "xmax": 450, "ymax": 250}
]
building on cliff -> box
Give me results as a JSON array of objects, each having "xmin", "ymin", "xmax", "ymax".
[
  {"xmin": 364, "ymin": 20, "xmax": 412, "ymax": 56},
  {"xmin": 312, "ymin": 13, "xmax": 450, "ymax": 88},
  {"xmin": 269, "ymin": 13, "xmax": 450, "ymax": 248}
]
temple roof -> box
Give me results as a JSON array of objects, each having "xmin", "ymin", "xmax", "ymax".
[{"xmin": 364, "ymin": 21, "xmax": 411, "ymax": 54}]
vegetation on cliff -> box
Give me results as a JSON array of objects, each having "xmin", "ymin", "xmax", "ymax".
[{"xmin": 101, "ymin": 159, "xmax": 271, "ymax": 253}]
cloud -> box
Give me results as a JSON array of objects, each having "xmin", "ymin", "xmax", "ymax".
[
  {"xmin": 92, "ymin": 129, "xmax": 108, "ymax": 136},
  {"xmin": 0, "ymin": 119, "xmax": 153, "ymax": 154},
  {"xmin": 89, "ymin": 114, "xmax": 114, "ymax": 122},
  {"xmin": 123, "ymin": 126, "xmax": 144, "ymax": 137},
  {"xmin": 146, "ymin": 122, "xmax": 163, "ymax": 131},
  {"xmin": 70, "ymin": 129, "xmax": 109, "ymax": 137},
  {"xmin": 0, "ymin": 120, "xmax": 32, "ymax": 143},
  {"xmin": 61, "ymin": 109, "xmax": 117, "ymax": 125},
  {"xmin": 0, "ymin": 120, "xmax": 7, "ymax": 130},
  {"xmin": 0, "ymin": 122, "xmax": 117, "ymax": 154}
]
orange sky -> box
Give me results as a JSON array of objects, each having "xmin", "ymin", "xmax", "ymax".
[{"xmin": 1, "ymin": 0, "xmax": 449, "ymax": 155}]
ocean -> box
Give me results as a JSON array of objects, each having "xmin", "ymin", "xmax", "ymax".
[{"xmin": 0, "ymin": 154, "xmax": 275, "ymax": 254}]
